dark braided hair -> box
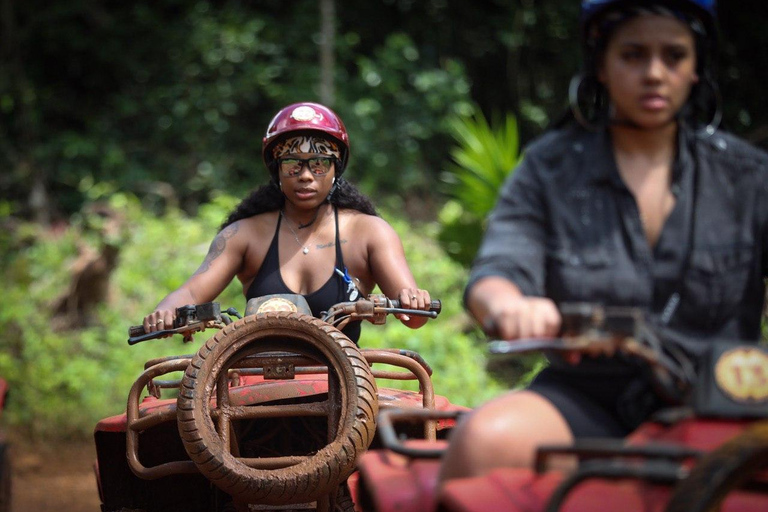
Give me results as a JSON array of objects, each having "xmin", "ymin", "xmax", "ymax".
[{"xmin": 220, "ymin": 177, "xmax": 378, "ymax": 231}]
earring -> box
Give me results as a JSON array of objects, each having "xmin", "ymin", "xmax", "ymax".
[
  {"xmin": 693, "ymin": 75, "xmax": 722, "ymax": 136},
  {"xmin": 568, "ymin": 73, "xmax": 606, "ymax": 132}
]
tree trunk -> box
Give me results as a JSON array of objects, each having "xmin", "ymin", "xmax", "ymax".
[
  {"xmin": 1, "ymin": 0, "xmax": 51, "ymax": 224},
  {"xmin": 319, "ymin": 0, "xmax": 336, "ymax": 106}
]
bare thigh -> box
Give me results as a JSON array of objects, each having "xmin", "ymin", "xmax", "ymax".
[{"xmin": 438, "ymin": 390, "xmax": 573, "ymax": 482}]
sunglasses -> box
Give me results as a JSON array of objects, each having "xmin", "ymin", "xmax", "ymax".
[{"xmin": 277, "ymin": 156, "xmax": 335, "ymax": 177}]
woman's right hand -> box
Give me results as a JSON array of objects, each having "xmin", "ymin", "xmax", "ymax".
[
  {"xmin": 485, "ymin": 296, "xmax": 561, "ymax": 341},
  {"xmin": 143, "ymin": 309, "xmax": 175, "ymax": 333},
  {"xmin": 487, "ymin": 297, "xmax": 589, "ymax": 365}
]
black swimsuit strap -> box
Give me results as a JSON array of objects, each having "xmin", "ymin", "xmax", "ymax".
[{"xmin": 333, "ymin": 206, "xmax": 345, "ymax": 271}]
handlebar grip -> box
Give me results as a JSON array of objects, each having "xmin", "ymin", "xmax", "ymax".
[
  {"xmin": 128, "ymin": 325, "xmax": 146, "ymax": 337},
  {"xmin": 388, "ymin": 299, "xmax": 442, "ymax": 313}
]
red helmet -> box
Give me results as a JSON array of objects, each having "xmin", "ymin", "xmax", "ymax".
[{"xmin": 262, "ymin": 102, "xmax": 350, "ymax": 178}]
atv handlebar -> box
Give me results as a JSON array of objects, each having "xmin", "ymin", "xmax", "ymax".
[
  {"xmin": 320, "ymin": 295, "xmax": 440, "ymax": 330},
  {"xmin": 487, "ymin": 302, "xmax": 696, "ymax": 403},
  {"xmin": 128, "ymin": 295, "xmax": 441, "ymax": 345},
  {"xmin": 127, "ymin": 302, "xmax": 229, "ymax": 345}
]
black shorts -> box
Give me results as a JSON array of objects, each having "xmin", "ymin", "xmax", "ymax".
[{"xmin": 528, "ymin": 366, "xmax": 664, "ymax": 438}]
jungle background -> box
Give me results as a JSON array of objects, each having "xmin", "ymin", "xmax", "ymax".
[{"xmin": 1, "ymin": 0, "xmax": 768, "ymax": 445}]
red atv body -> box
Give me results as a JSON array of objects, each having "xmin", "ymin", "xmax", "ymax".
[
  {"xmin": 93, "ymin": 295, "xmax": 467, "ymax": 512},
  {"xmin": 357, "ymin": 306, "xmax": 768, "ymax": 512},
  {"xmin": 358, "ymin": 413, "xmax": 768, "ymax": 512}
]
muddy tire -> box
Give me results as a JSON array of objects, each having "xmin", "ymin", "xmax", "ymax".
[
  {"xmin": 665, "ymin": 421, "xmax": 768, "ymax": 512},
  {"xmin": 177, "ymin": 312, "xmax": 378, "ymax": 505},
  {"xmin": 333, "ymin": 482, "xmax": 356, "ymax": 512}
]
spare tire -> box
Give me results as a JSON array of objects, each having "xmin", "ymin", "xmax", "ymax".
[{"xmin": 177, "ymin": 312, "xmax": 378, "ymax": 505}]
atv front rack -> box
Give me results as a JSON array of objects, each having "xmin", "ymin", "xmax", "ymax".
[{"xmin": 126, "ymin": 348, "xmax": 440, "ymax": 480}]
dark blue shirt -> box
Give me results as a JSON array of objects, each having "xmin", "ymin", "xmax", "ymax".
[{"xmin": 468, "ymin": 123, "xmax": 768, "ymax": 360}]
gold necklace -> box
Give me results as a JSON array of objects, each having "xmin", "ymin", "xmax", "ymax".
[{"xmin": 281, "ymin": 210, "xmax": 323, "ymax": 255}]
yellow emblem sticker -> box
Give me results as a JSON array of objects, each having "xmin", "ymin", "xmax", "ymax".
[
  {"xmin": 256, "ymin": 297, "xmax": 299, "ymax": 314},
  {"xmin": 714, "ymin": 347, "xmax": 768, "ymax": 403},
  {"xmin": 291, "ymin": 106, "xmax": 318, "ymax": 122}
]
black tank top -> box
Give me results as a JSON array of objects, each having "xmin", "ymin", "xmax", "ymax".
[{"xmin": 246, "ymin": 207, "xmax": 362, "ymax": 342}]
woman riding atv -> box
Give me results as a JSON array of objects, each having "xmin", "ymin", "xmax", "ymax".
[
  {"xmin": 142, "ymin": 102, "xmax": 433, "ymax": 342},
  {"xmin": 440, "ymin": 0, "xmax": 768, "ymax": 482}
]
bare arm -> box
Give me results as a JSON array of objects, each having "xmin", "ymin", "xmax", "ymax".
[
  {"xmin": 143, "ymin": 222, "xmax": 245, "ymax": 332},
  {"xmin": 365, "ymin": 217, "xmax": 431, "ymax": 329},
  {"xmin": 466, "ymin": 276, "xmax": 561, "ymax": 340}
]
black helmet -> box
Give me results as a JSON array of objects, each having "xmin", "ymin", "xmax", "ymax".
[
  {"xmin": 579, "ymin": 0, "xmax": 717, "ymax": 43},
  {"xmin": 580, "ymin": 0, "xmax": 717, "ymax": 56},
  {"xmin": 580, "ymin": 0, "xmax": 716, "ymax": 25}
]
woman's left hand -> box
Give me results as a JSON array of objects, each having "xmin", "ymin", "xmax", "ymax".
[{"xmin": 396, "ymin": 288, "xmax": 432, "ymax": 328}]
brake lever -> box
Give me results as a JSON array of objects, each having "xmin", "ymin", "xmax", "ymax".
[
  {"xmin": 488, "ymin": 338, "xmax": 570, "ymax": 356},
  {"xmin": 127, "ymin": 321, "xmax": 224, "ymax": 345},
  {"xmin": 127, "ymin": 328, "xmax": 177, "ymax": 345},
  {"xmin": 487, "ymin": 334, "xmax": 615, "ymax": 356},
  {"xmin": 379, "ymin": 307, "xmax": 439, "ymax": 318}
]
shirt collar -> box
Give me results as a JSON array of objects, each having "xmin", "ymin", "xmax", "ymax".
[{"xmin": 583, "ymin": 126, "xmax": 693, "ymax": 190}]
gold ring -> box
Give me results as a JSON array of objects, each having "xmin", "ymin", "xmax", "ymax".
[
  {"xmin": 149, "ymin": 323, "xmax": 156, "ymax": 327},
  {"xmin": 157, "ymin": 319, "xmax": 164, "ymax": 324},
  {"xmin": 411, "ymin": 295, "xmax": 417, "ymax": 300}
]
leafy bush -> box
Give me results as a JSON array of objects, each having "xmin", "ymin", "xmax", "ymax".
[
  {"xmin": 362, "ymin": 214, "xmax": 506, "ymax": 407},
  {"xmin": 438, "ymin": 109, "xmax": 522, "ymax": 266},
  {"xmin": 0, "ymin": 193, "xmax": 238, "ymax": 438},
  {"xmin": 435, "ymin": 109, "xmax": 547, "ymax": 385}
]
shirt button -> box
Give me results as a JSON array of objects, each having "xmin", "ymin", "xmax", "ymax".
[
  {"xmin": 573, "ymin": 143, "xmax": 584, "ymax": 153},
  {"xmin": 715, "ymin": 138, "xmax": 728, "ymax": 151}
]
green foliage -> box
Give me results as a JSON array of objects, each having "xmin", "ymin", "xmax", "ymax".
[
  {"xmin": 0, "ymin": 196, "xmax": 505, "ymax": 439},
  {"xmin": 359, "ymin": 212, "xmax": 505, "ymax": 407},
  {"xmin": 445, "ymin": 110, "xmax": 521, "ymax": 218},
  {"xmin": 432, "ymin": 110, "xmax": 547, "ymax": 385},
  {"xmin": 3, "ymin": 1, "xmax": 767, "ymax": 223},
  {"xmin": 0, "ymin": 1, "xmax": 476, "ymax": 219},
  {"xmin": 0, "ymin": 194, "xmax": 241, "ymax": 438},
  {"xmin": 339, "ymin": 33, "xmax": 474, "ymax": 198},
  {"xmin": 437, "ymin": 110, "xmax": 522, "ymax": 266}
]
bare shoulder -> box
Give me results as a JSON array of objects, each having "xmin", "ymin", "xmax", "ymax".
[
  {"xmin": 205, "ymin": 212, "xmax": 278, "ymax": 260},
  {"xmin": 339, "ymin": 209, "xmax": 399, "ymax": 242},
  {"xmin": 223, "ymin": 211, "xmax": 278, "ymax": 240}
]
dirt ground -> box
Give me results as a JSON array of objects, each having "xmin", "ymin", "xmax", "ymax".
[{"xmin": 7, "ymin": 431, "xmax": 101, "ymax": 512}]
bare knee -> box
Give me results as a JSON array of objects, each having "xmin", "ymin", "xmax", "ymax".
[{"xmin": 438, "ymin": 391, "xmax": 572, "ymax": 483}]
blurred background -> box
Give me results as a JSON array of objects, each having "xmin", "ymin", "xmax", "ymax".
[{"xmin": 1, "ymin": 0, "xmax": 767, "ymax": 442}]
